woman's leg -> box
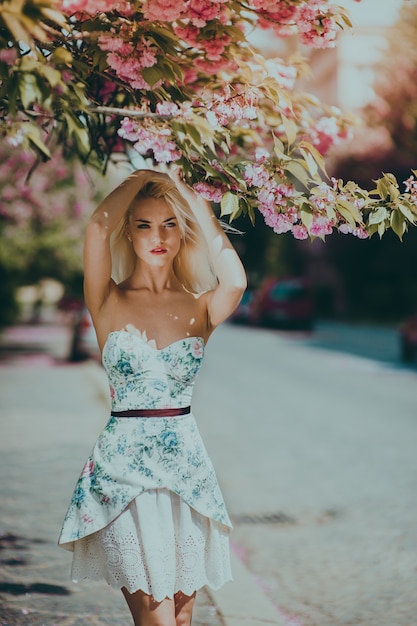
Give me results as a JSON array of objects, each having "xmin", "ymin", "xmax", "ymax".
[
  {"xmin": 174, "ymin": 590, "xmax": 196, "ymax": 626},
  {"xmin": 122, "ymin": 587, "xmax": 176, "ymax": 626}
]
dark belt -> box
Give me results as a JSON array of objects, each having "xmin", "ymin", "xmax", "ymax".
[{"xmin": 111, "ymin": 406, "xmax": 191, "ymax": 418}]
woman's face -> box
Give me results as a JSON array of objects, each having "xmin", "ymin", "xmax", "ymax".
[{"xmin": 126, "ymin": 197, "xmax": 182, "ymax": 266}]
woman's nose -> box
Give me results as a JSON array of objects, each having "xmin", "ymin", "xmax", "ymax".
[{"xmin": 152, "ymin": 228, "xmax": 164, "ymax": 242}]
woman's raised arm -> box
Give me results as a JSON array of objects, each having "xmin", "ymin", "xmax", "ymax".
[
  {"xmin": 171, "ymin": 170, "xmax": 247, "ymax": 328},
  {"xmin": 84, "ymin": 170, "xmax": 149, "ymax": 314}
]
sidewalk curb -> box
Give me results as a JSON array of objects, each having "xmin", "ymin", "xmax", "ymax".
[
  {"xmin": 85, "ymin": 361, "xmax": 286, "ymax": 626},
  {"xmin": 208, "ymin": 552, "xmax": 286, "ymax": 626}
]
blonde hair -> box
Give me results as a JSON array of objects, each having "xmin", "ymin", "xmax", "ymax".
[{"xmin": 110, "ymin": 170, "xmax": 218, "ymax": 293}]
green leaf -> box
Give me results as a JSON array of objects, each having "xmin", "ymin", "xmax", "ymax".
[
  {"xmin": 285, "ymin": 161, "xmax": 310, "ymax": 189},
  {"xmin": 38, "ymin": 64, "xmax": 61, "ymax": 88},
  {"xmin": 281, "ymin": 115, "xmax": 297, "ymax": 146},
  {"xmin": 300, "ymin": 207, "xmax": 313, "ymax": 231},
  {"xmin": 18, "ymin": 74, "xmax": 41, "ymax": 108},
  {"xmin": 142, "ymin": 66, "xmax": 163, "ymax": 88},
  {"xmin": 368, "ymin": 206, "xmax": 388, "ymax": 225},
  {"xmin": 398, "ymin": 204, "xmax": 417, "ymax": 223},
  {"xmin": 390, "ymin": 210, "xmax": 405, "ymax": 240},
  {"xmin": 376, "ymin": 178, "xmax": 389, "ymax": 200},
  {"xmin": 25, "ymin": 124, "xmax": 51, "ymax": 159},
  {"xmin": 377, "ymin": 220, "xmax": 386, "ymax": 239},
  {"xmin": 220, "ymin": 192, "xmax": 239, "ymax": 217},
  {"xmin": 388, "ymin": 184, "xmax": 400, "ymax": 200},
  {"xmin": 298, "ymin": 140, "xmax": 328, "ymax": 176},
  {"xmin": 337, "ymin": 199, "xmax": 363, "ymax": 223},
  {"xmin": 299, "ymin": 148, "xmax": 318, "ymax": 177},
  {"xmin": 51, "ymin": 47, "xmax": 73, "ymax": 66},
  {"xmin": 273, "ymin": 134, "xmax": 291, "ymax": 161}
]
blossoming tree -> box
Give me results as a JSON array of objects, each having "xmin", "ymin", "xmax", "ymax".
[
  {"xmin": 1, "ymin": 0, "xmax": 417, "ymax": 240},
  {"xmin": 0, "ymin": 144, "xmax": 96, "ymax": 281}
]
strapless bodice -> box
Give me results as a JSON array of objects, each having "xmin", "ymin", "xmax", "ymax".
[{"xmin": 102, "ymin": 329, "xmax": 205, "ymax": 411}]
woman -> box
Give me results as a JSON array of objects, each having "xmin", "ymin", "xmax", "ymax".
[{"xmin": 58, "ymin": 168, "xmax": 247, "ymax": 626}]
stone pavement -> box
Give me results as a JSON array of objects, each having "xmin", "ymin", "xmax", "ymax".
[{"xmin": 0, "ymin": 325, "xmax": 284, "ymax": 626}]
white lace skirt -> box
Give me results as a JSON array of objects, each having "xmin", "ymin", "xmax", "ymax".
[{"xmin": 70, "ymin": 488, "xmax": 232, "ymax": 602}]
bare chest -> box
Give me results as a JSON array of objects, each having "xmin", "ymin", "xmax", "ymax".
[{"xmin": 100, "ymin": 291, "xmax": 208, "ymax": 349}]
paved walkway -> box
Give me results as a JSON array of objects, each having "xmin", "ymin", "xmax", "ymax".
[{"xmin": 0, "ymin": 325, "xmax": 284, "ymax": 626}]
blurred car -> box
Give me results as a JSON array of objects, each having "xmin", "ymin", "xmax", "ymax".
[
  {"xmin": 398, "ymin": 313, "xmax": 417, "ymax": 362},
  {"xmin": 230, "ymin": 289, "xmax": 254, "ymax": 324},
  {"xmin": 68, "ymin": 305, "xmax": 100, "ymax": 362},
  {"xmin": 249, "ymin": 277, "xmax": 314, "ymax": 330}
]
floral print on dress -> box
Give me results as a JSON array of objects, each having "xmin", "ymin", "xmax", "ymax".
[
  {"xmin": 58, "ymin": 330, "xmax": 232, "ymax": 550},
  {"xmin": 102, "ymin": 329, "xmax": 205, "ymax": 411}
]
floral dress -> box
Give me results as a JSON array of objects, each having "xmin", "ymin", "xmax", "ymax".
[{"xmin": 58, "ymin": 327, "xmax": 232, "ymax": 601}]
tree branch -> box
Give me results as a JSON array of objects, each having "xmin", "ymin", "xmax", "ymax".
[{"xmin": 89, "ymin": 106, "xmax": 174, "ymax": 119}]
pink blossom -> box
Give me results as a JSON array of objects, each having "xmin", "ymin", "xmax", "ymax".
[
  {"xmin": 298, "ymin": 3, "xmax": 338, "ymax": 49},
  {"xmin": 338, "ymin": 223, "xmax": 353, "ymax": 235},
  {"xmin": 310, "ymin": 215, "xmax": 334, "ymax": 236},
  {"xmin": 195, "ymin": 56, "xmax": 236, "ymax": 75},
  {"xmin": 188, "ymin": 0, "xmax": 226, "ymax": 27},
  {"xmin": 257, "ymin": 188, "xmax": 276, "ymax": 212},
  {"xmin": 404, "ymin": 175, "xmax": 417, "ymax": 193},
  {"xmin": 142, "ymin": 0, "xmax": 187, "ymax": 21},
  {"xmin": 292, "ymin": 224, "xmax": 309, "ymax": 239},
  {"xmin": 204, "ymin": 35, "xmax": 232, "ymax": 61},
  {"xmin": 265, "ymin": 58, "xmax": 297, "ymax": 89},
  {"xmin": 98, "ymin": 35, "xmax": 133, "ymax": 56},
  {"xmin": 306, "ymin": 116, "xmax": 349, "ymax": 155},
  {"xmin": 193, "ymin": 182, "xmax": 226, "ymax": 203},
  {"xmin": 255, "ymin": 147, "xmax": 269, "ymax": 162},
  {"xmin": 156, "ymin": 102, "xmax": 179, "ymax": 116},
  {"xmin": 0, "ymin": 47, "xmax": 18, "ymax": 65},
  {"xmin": 263, "ymin": 211, "xmax": 293, "ymax": 234},
  {"xmin": 118, "ymin": 121, "xmax": 181, "ymax": 163},
  {"xmin": 61, "ymin": 0, "xmax": 130, "ymax": 15},
  {"xmin": 243, "ymin": 163, "xmax": 270, "ymax": 188},
  {"xmin": 353, "ymin": 227, "xmax": 369, "ymax": 239},
  {"xmin": 174, "ymin": 24, "xmax": 200, "ymax": 47}
]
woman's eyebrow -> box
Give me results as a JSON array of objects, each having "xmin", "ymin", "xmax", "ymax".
[{"xmin": 134, "ymin": 217, "xmax": 177, "ymax": 223}]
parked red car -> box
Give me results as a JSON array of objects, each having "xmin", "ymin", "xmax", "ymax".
[
  {"xmin": 399, "ymin": 313, "xmax": 417, "ymax": 362},
  {"xmin": 249, "ymin": 277, "xmax": 314, "ymax": 330}
]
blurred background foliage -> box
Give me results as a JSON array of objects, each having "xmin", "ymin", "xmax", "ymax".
[{"xmin": 0, "ymin": 145, "xmax": 100, "ymax": 326}]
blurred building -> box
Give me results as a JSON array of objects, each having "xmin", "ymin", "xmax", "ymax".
[{"xmin": 310, "ymin": 0, "xmax": 405, "ymax": 110}]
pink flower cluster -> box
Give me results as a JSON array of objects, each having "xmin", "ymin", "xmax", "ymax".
[
  {"xmin": 249, "ymin": 0, "xmax": 340, "ymax": 49},
  {"xmin": 298, "ymin": 1, "xmax": 338, "ymax": 48},
  {"xmin": 98, "ymin": 33, "xmax": 159, "ymax": 90},
  {"xmin": 118, "ymin": 118, "xmax": 182, "ymax": 163},
  {"xmin": 338, "ymin": 223, "xmax": 368, "ymax": 238},
  {"xmin": 205, "ymin": 87, "xmax": 258, "ymax": 127},
  {"xmin": 0, "ymin": 48, "xmax": 18, "ymax": 65},
  {"xmin": 403, "ymin": 175, "xmax": 417, "ymax": 211},
  {"xmin": 306, "ymin": 116, "xmax": 349, "ymax": 155},
  {"xmin": 174, "ymin": 23, "xmax": 233, "ymax": 74},
  {"xmin": 61, "ymin": 0, "xmax": 132, "ymax": 16},
  {"xmin": 193, "ymin": 181, "xmax": 227, "ymax": 203},
  {"xmin": 242, "ymin": 162, "xmax": 313, "ymax": 237},
  {"xmin": 143, "ymin": 0, "xmax": 228, "ymax": 27}
]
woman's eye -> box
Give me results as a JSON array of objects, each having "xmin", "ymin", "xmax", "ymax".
[
  {"xmin": 137, "ymin": 224, "xmax": 150, "ymax": 229},
  {"xmin": 165, "ymin": 222, "xmax": 176, "ymax": 228}
]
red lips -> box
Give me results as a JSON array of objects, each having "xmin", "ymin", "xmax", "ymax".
[{"xmin": 150, "ymin": 247, "xmax": 167, "ymax": 254}]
